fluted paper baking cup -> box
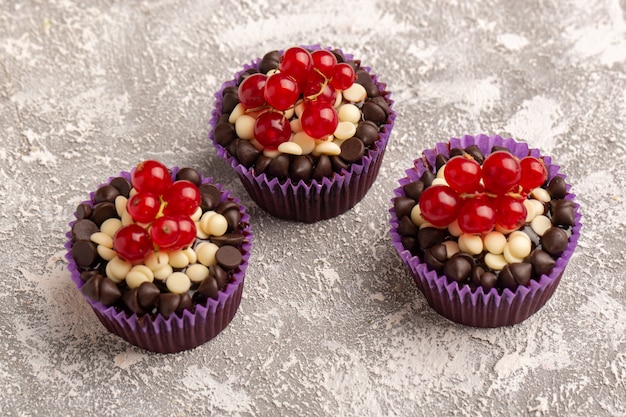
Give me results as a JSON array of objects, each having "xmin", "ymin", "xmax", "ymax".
[
  {"xmin": 209, "ymin": 45, "xmax": 395, "ymax": 222},
  {"xmin": 389, "ymin": 134, "xmax": 581, "ymax": 327},
  {"xmin": 66, "ymin": 168, "xmax": 252, "ymax": 353}
]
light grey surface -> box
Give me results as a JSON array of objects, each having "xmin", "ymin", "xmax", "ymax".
[{"xmin": 1, "ymin": 0, "xmax": 625, "ymax": 416}]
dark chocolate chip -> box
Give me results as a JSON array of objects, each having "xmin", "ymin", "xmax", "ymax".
[
  {"xmin": 361, "ymin": 101, "xmax": 387, "ymax": 124},
  {"xmin": 199, "ymin": 183, "xmax": 222, "ymax": 212},
  {"xmin": 491, "ymin": 146, "xmax": 510, "ymax": 153},
  {"xmin": 419, "ymin": 170, "xmax": 435, "ymax": 188},
  {"xmin": 435, "ymin": 154, "xmax": 448, "ymax": 172},
  {"xmin": 211, "ymin": 233, "xmax": 245, "ymax": 247},
  {"xmin": 236, "ymin": 140, "xmax": 261, "ymax": 168},
  {"xmin": 71, "ymin": 219, "xmax": 99, "ymax": 241},
  {"xmin": 98, "ymin": 277, "xmax": 122, "ymax": 306},
  {"xmin": 500, "ymin": 263, "xmax": 533, "ymax": 290},
  {"xmin": 541, "ymin": 227, "xmax": 569, "ymax": 256},
  {"xmin": 176, "ymin": 168, "xmax": 201, "ymax": 186},
  {"xmin": 397, "ymin": 216, "xmax": 418, "ymax": 237},
  {"xmin": 110, "ymin": 177, "xmax": 132, "ymax": 198},
  {"xmin": 94, "ymin": 185, "xmax": 120, "ymax": 204},
  {"xmin": 340, "ymin": 137, "xmax": 365, "ymax": 163},
  {"xmin": 197, "ymin": 276, "xmax": 219, "ymax": 300},
  {"xmin": 547, "ymin": 176, "xmax": 567, "ymax": 199},
  {"xmin": 393, "ymin": 197, "xmax": 416, "ymax": 219},
  {"xmin": 214, "ymin": 265, "xmax": 229, "ymax": 289},
  {"xmin": 529, "ymin": 249, "xmax": 556, "ymax": 275},
  {"xmin": 330, "ymin": 155, "xmax": 349, "ymax": 172},
  {"xmin": 464, "ymin": 145, "xmax": 485, "ymax": 164},
  {"xmin": 216, "ymin": 200, "xmax": 239, "ymax": 216},
  {"xmin": 449, "ymin": 148, "xmax": 464, "ymax": 158},
  {"xmin": 215, "ymin": 245, "xmax": 242, "ymax": 270},
  {"xmin": 137, "ymin": 282, "xmax": 160, "ymax": 310},
  {"xmin": 222, "ymin": 210, "xmax": 241, "ymax": 231},
  {"xmin": 355, "ymin": 120, "xmax": 379, "ymax": 147},
  {"xmin": 267, "ymin": 154, "xmax": 291, "ymax": 178},
  {"xmin": 444, "ymin": 253, "xmax": 473, "ymax": 283},
  {"xmin": 221, "ymin": 92, "xmax": 240, "ymax": 115},
  {"xmin": 403, "ymin": 180, "xmax": 425, "ymax": 201},
  {"xmin": 259, "ymin": 50, "xmax": 280, "ymax": 74},
  {"xmin": 401, "ymin": 236, "xmax": 417, "ymax": 252},
  {"xmin": 498, "ymin": 265, "xmax": 518, "ymax": 291},
  {"xmin": 255, "ymin": 155, "xmax": 273, "ymax": 175},
  {"xmin": 81, "ymin": 273, "xmax": 103, "ymax": 302},
  {"xmin": 550, "ymin": 200, "xmax": 575, "ymax": 227},
  {"xmin": 76, "ymin": 203, "xmax": 92, "ymax": 220},
  {"xmin": 123, "ymin": 288, "xmax": 145, "ymax": 315},
  {"xmin": 91, "ymin": 202, "xmax": 117, "ymax": 226},
  {"xmin": 237, "ymin": 68, "xmax": 259, "ymax": 85},
  {"xmin": 80, "ymin": 269, "xmax": 99, "ymax": 282},
  {"xmin": 72, "ymin": 240, "xmax": 98, "ymax": 267},
  {"xmin": 312, "ymin": 155, "xmax": 333, "ymax": 180},
  {"xmin": 178, "ymin": 293, "xmax": 192, "ymax": 311},
  {"xmin": 213, "ymin": 121, "xmax": 237, "ymax": 147},
  {"xmin": 158, "ymin": 293, "xmax": 180, "ymax": 318},
  {"xmin": 424, "ymin": 244, "xmax": 447, "ymax": 272},
  {"xmin": 471, "ymin": 266, "xmax": 497, "ymax": 291},
  {"xmin": 290, "ymin": 155, "xmax": 313, "ymax": 183},
  {"xmin": 418, "ymin": 227, "xmax": 445, "ymax": 249},
  {"xmin": 370, "ymin": 96, "xmax": 390, "ymax": 117}
]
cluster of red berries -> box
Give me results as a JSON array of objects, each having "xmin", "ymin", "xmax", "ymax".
[
  {"xmin": 237, "ymin": 46, "xmax": 357, "ymax": 148},
  {"xmin": 419, "ymin": 152, "xmax": 547, "ymax": 234},
  {"xmin": 112, "ymin": 160, "xmax": 200, "ymax": 263}
]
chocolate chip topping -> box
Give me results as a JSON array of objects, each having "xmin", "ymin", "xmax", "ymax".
[
  {"xmin": 95, "ymin": 185, "xmax": 120, "ymax": 204},
  {"xmin": 403, "ymin": 180, "xmax": 425, "ymax": 201},
  {"xmin": 199, "ymin": 183, "xmax": 222, "ymax": 211},
  {"xmin": 312, "ymin": 155, "xmax": 333, "ymax": 180},
  {"xmin": 394, "ymin": 197, "xmax": 416, "ymax": 220},
  {"xmin": 267, "ymin": 154, "xmax": 291, "ymax": 178},
  {"xmin": 397, "ymin": 216, "xmax": 418, "ymax": 237},
  {"xmin": 361, "ymin": 101, "xmax": 387, "ymax": 124},
  {"xmin": 72, "ymin": 240, "xmax": 98, "ymax": 267},
  {"xmin": 547, "ymin": 176, "xmax": 567, "ymax": 199},
  {"xmin": 176, "ymin": 167, "xmax": 202, "ymax": 186},
  {"xmin": 91, "ymin": 202, "xmax": 117, "ymax": 226},
  {"xmin": 76, "ymin": 203, "xmax": 92, "ymax": 220},
  {"xmin": 236, "ymin": 140, "xmax": 261, "ymax": 168},
  {"xmin": 110, "ymin": 177, "xmax": 132, "ymax": 197},
  {"xmin": 197, "ymin": 276, "xmax": 219, "ymax": 300},
  {"xmin": 213, "ymin": 121, "xmax": 237, "ymax": 147},
  {"xmin": 340, "ymin": 137, "xmax": 365, "ymax": 163},
  {"xmin": 215, "ymin": 245, "xmax": 243, "ymax": 270},
  {"xmin": 71, "ymin": 219, "xmax": 99, "ymax": 241},
  {"xmin": 425, "ymin": 244, "xmax": 448, "ymax": 272},
  {"xmin": 444, "ymin": 253, "xmax": 473, "ymax": 282},
  {"xmin": 541, "ymin": 227, "xmax": 569, "ymax": 256},
  {"xmin": 529, "ymin": 249, "xmax": 556, "ymax": 275},
  {"xmin": 290, "ymin": 155, "xmax": 313, "ymax": 182},
  {"xmin": 355, "ymin": 121, "xmax": 379, "ymax": 147},
  {"xmin": 418, "ymin": 227, "xmax": 445, "ymax": 249},
  {"xmin": 137, "ymin": 282, "xmax": 160, "ymax": 310}
]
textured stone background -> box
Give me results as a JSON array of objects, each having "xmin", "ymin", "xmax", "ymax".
[{"xmin": 1, "ymin": 0, "xmax": 626, "ymax": 416}]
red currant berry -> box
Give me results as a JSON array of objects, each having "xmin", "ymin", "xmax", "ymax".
[
  {"xmin": 173, "ymin": 215, "xmax": 197, "ymax": 250},
  {"xmin": 150, "ymin": 215, "xmax": 180, "ymax": 250},
  {"xmin": 444, "ymin": 156, "xmax": 482, "ymax": 194},
  {"xmin": 330, "ymin": 62, "xmax": 356, "ymax": 90},
  {"xmin": 253, "ymin": 111, "xmax": 292, "ymax": 148},
  {"xmin": 126, "ymin": 192, "xmax": 161, "ymax": 223},
  {"xmin": 263, "ymin": 72, "xmax": 300, "ymax": 111},
  {"xmin": 304, "ymin": 72, "xmax": 336, "ymax": 105},
  {"xmin": 238, "ymin": 73, "xmax": 267, "ymax": 110},
  {"xmin": 163, "ymin": 180, "xmax": 201, "ymax": 216},
  {"xmin": 418, "ymin": 185, "xmax": 461, "ymax": 227},
  {"xmin": 311, "ymin": 49, "xmax": 337, "ymax": 78},
  {"xmin": 300, "ymin": 101, "xmax": 339, "ymax": 139},
  {"xmin": 457, "ymin": 196, "xmax": 496, "ymax": 234},
  {"xmin": 482, "ymin": 151, "xmax": 521, "ymax": 195},
  {"xmin": 494, "ymin": 195, "xmax": 527, "ymax": 232},
  {"xmin": 279, "ymin": 47, "xmax": 313, "ymax": 84},
  {"xmin": 113, "ymin": 224, "xmax": 153, "ymax": 263},
  {"xmin": 519, "ymin": 156, "xmax": 547, "ymax": 191},
  {"xmin": 132, "ymin": 160, "xmax": 172, "ymax": 195}
]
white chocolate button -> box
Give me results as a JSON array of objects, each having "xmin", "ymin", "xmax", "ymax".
[
  {"xmin": 314, "ymin": 140, "xmax": 341, "ymax": 156},
  {"xmin": 235, "ymin": 114, "xmax": 256, "ymax": 140},
  {"xmin": 523, "ymin": 199, "xmax": 536, "ymax": 223},
  {"xmin": 431, "ymin": 177, "xmax": 448, "ymax": 187},
  {"xmin": 448, "ymin": 219, "xmax": 463, "ymax": 237},
  {"xmin": 200, "ymin": 211, "xmax": 228, "ymax": 237},
  {"xmin": 529, "ymin": 199, "xmax": 545, "ymax": 218},
  {"xmin": 228, "ymin": 102, "xmax": 246, "ymax": 124},
  {"xmin": 283, "ymin": 106, "xmax": 295, "ymax": 120},
  {"xmin": 507, "ymin": 234, "xmax": 532, "ymax": 258},
  {"xmin": 125, "ymin": 265, "xmax": 154, "ymax": 289},
  {"xmin": 186, "ymin": 263, "xmax": 210, "ymax": 283},
  {"xmin": 196, "ymin": 242, "xmax": 219, "ymax": 266},
  {"xmin": 191, "ymin": 206, "xmax": 203, "ymax": 223},
  {"xmin": 458, "ymin": 233, "xmax": 483, "ymax": 255},
  {"xmin": 410, "ymin": 204, "xmax": 426, "ymax": 227},
  {"xmin": 90, "ymin": 232, "xmax": 113, "ymax": 248},
  {"xmin": 503, "ymin": 243, "xmax": 525, "ymax": 264},
  {"xmin": 483, "ymin": 231, "xmax": 506, "ymax": 255},
  {"xmin": 484, "ymin": 253, "xmax": 507, "ymax": 270},
  {"xmin": 342, "ymin": 83, "xmax": 367, "ymax": 102},
  {"xmin": 97, "ymin": 245, "xmax": 116, "ymax": 261},
  {"xmin": 530, "ymin": 215, "xmax": 552, "ymax": 236},
  {"xmin": 531, "ymin": 187, "xmax": 551, "ymax": 203},
  {"xmin": 436, "ymin": 164, "xmax": 446, "ymax": 179},
  {"xmin": 153, "ymin": 265, "xmax": 173, "ymax": 281},
  {"xmin": 333, "ymin": 91, "xmax": 343, "ymax": 108},
  {"xmin": 509, "ymin": 230, "xmax": 531, "ymax": 244},
  {"xmin": 145, "ymin": 251, "xmax": 169, "ymax": 271},
  {"xmin": 169, "ymin": 249, "xmax": 190, "ymax": 269},
  {"xmin": 294, "ymin": 100, "xmax": 306, "ymax": 119},
  {"xmin": 263, "ymin": 148, "xmax": 281, "ymax": 158},
  {"xmin": 101, "ymin": 218, "xmax": 123, "ymax": 238},
  {"xmin": 114, "ymin": 196, "xmax": 127, "ymax": 220},
  {"xmin": 291, "ymin": 131, "xmax": 316, "ymax": 154},
  {"xmin": 443, "ymin": 240, "xmax": 460, "ymax": 258},
  {"xmin": 196, "ymin": 223, "xmax": 210, "ymax": 239},
  {"xmin": 337, "ymin": 103, "xmax": 361, "ymax": 124},
  {"xmin": 184, "ymin": 247, "xmax": 197, "ymax": 264},
  {"xmin": 166, "ymin": 272, "xmax": 191, "ymax": 294},
  {"xmin": 121, "ymin": 210, "xmax": 134, "ymax": 226},
  {"xmin": 334, "ymin": 121, "xmax": 357, "ymax": 140},
  {"xmin": 290, "ymin": 118, "xmax": 303, "ymax": 133},
  {"xmin": 105, "ymin": 256, "xmax": 132, "ymax": 284},
  {"xmin": 278, "ymin": 141, "xmax": 303, "ymax": 155}
]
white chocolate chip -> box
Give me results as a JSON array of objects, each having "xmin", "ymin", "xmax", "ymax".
[
  {"xmin": 105, "ymin": 256, "xmax": 132, "ymax": 284},
  {"xmin": 125, "ymin": 265, "xmax": 154, "ymax": 289},
  {"xmin": 458, "ymin": 233, "xmax": 483, "ymax": 255},
  {"xmin": 263, "ymin": 148, "xmax": 281, "ymax": 158},
  {"xmin": 228, "ymin": 102, "xmax": 246, "ymax": 124},
  {"xmin": 145, "ymin": 251, "xmax": 169, "ymax": 271},
  {"xmin": 278, "ymin": 141, "xmax": 303, "ymax": 155},
  {"xmin": 531, "ymin": 187, "xmax": 551, "ymax": 203},
  {"xmin": 314, "ymin": 140, "xmax": 341, "ymax": 156},
  {"xmin": 523, "ymin": 199, "xmax": 536, "ymax": 223},
  {"xmin": 196, "ymin": 242, "xmax": 219, "ymax": 266},
  {"xmin": 503, "ymin": 243, "xmax": 525, "ymax": 264},
  {"xmin": 186, "ymin": 263, "xmax": 210, "ymax": 283},
  {"xmin": 448, "ymin": 219, "xmax": 463, "ymax": 237},
  {"xmin": 101, "ymin": 218, "xmax": 123, "ymax": 238},
  {"xmin": 290, "ymin": 118, "xmax": 303, "ymax": 133},
  {"xmin": 191, "ymin": 206, "xmax": 203, "ymax": 223},
  {"xmin": 436, "ymin": 164, "xmax": 446, "ymax": 179},
  {"xmin": 90, "ymin": 232, "xmax": 113, "ymax": 248},
  {"xmin": 333, "ymin": 90, "xmax": 343, "ymax": 108},
  {"xmin": 283, "ymin": 106, "xmax": 295, "ymax": 120},
  {"xmin": 508, "ymin": 234, "xmax": 532, "ymax": 259},
  {"xmin": 337, "ymin": 103, "xmax": 361, "ymax": 124},
  {"xmin": 196, "ymin": 223, "xmax": 210, "ymax": 239},
  {"xmin": 529, "ymin": 199, "xmax": 545, "ymax": 217},
  {"xmin": 410, "ymin": 204, "xmax": 426, "ymax": 227},
  {"xmin": 484, "ymin": 253, "xmax": 507, "ymax": 271},
  {"xmin": 235, "ymin": 114, "xmax": 256, "ymax": 140},
  {"xmin": 334, "ymin": 121, "xmax": 357, "ymax": 140},
  {"xmin": 184, "ymin": 247, "xmax": 197, "ymax": 264},
  {"xmin": 431, "ymin": 177, "xmax": 448, "ymax": 187},
  {"xmin": 114, "ymin": 196, "xmax": 127, "ymax": 219},
  {"xmin": 169, "ymin": 249, "xmax": 191, "ymax": 269},
  {"xmin": 153, "ymin": 265, "xmax": 174, "ymax": 281},
  {"xmin": 509, "ymin": 230, "xmax": 531, "ymax": 244},
  {"xmin": 443, "ymin": 240, "xmax": 460, "ymax": 258},
  {"xmin": 200, "ymin": 211, "xmax": 228, "ymax": 237},
  {"xmin": 166, "ymin": 272, "xmax": 191, "ymax": 294},
  {"xmin": 483, "ymin": 231, "xmax": 506, "ymax": 255},
  {"xmin": 294, "ymin": 100, "xmax": 306, "ymax": 119},
  {"xmin": 97, "ymin": 245, "xmax": 116, "ymax": 261},
  {"xmin": 342, "ymin": 83, "xmax": 367, "ymax": 102},
  {"xmin": 121, "ymin": 210, "xmax": 134, "ymax": 226},
  {"xmin": 291, "ymin": 131, "xmax": 316, "ymax": 154},
  {"xmin": 531, "ymin": 215, "xmax": 552, "ymax": 236}
]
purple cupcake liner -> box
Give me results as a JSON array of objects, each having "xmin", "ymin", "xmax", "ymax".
[
  {"xmin": 65, "ymin": 167, "xmax": 253, "ymax": 353},
  {"xmin": 209, "ymin": 45, "xmax": 396, "ymax": 222},
  {"xmin": 389, "ymin": 134, "xmax": 582, "ymax": 328}
]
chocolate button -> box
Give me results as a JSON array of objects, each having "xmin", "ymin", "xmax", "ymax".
[
  {"xmin": 330, "ymin": 155, "xmax": 349, "ymax": 172},
  {"xmin": 110, "ymin": 177, "xmax": 132, "ymax": 197},
  {"xmin": 72, "ymin": 240, "xmax": 98, "ymax": 267},
  {"xmin": 215, "ymin": 246, "xmax": 242, "ymax": 270},
  {"xmin": 71, "ymin": 219, "xmax": 98, "ymax": 241},
  {"xmin": 340, "ymin": 137, "xmax": 365, "ymax": 163},
  {"xmin": 91, "ymin": 202, "xmax": 117, "ymax": 226},
  {"xmin": 541, "ymin": 227, "xmax": 569, "ymax": 256},
  {"xmin": 211, "ymin": 233, "xmax": 245, "ymax": 247},
  {"xmin": 94, "ymin": 185, "xmax": 120, "ymax": 204},
  {"xmin": 464, "ymin": 145, "xmax": 485, "ymax": 164},
  {"xmin": 76, "ymin": 203, "xmax": 92, "ymax": 220},
  {"xmin": 176, "ymin": 168, "xmax": 201, "ymax": 186},
  {"xmin": 355, "ymin": 120, "xmax": 379, "ymax": 146},
  {"xmin": 213, "ymin": 121, "xmax": 237, "ymax": 147},
  {"xmin": 199, "ymin": 183, "xmax": 222, "ymax": 212},
  {"xmin": 361, "ymin": 101, "xmax": 387, "ymax": 124}
]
